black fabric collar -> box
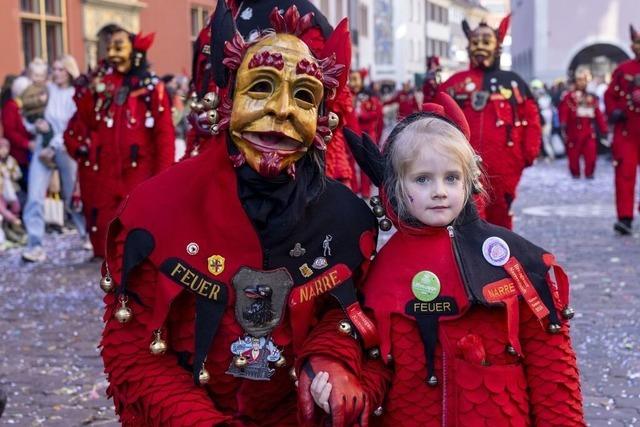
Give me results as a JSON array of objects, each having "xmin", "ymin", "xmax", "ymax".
[{"xmin": 231, "ymin": 140, "xmax": 324, "ymax": 247}]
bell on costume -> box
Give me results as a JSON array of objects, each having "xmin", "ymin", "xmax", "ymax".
[
  {"xmin": 338, "ymin": 320, "xmax": 353, "ymax": 335},
  {"xmin": 114, "ymin": 296, "xmax": 132, "ymax": 323},
  {"xmin": 426, "ymin": 375, "xmax": 438, "ymax": 387},
  {"xmin": 198, "ymin": 364, "xmax": 211, "ymax": 385},
  {"xmin": 100, "ymin": 273, "xmax": 114, "ymax": 293},
  {"xmin": 149, "ymin": 329, "xmax": 167, "ymax": 355},
  {"xmin": 562, "ymin": 306, "xmax": 575, "ymax": 320},
  {"xmin": 369, "ymin": 196, "xmax": 392, "ymax": 231},
  {"xmin": 327, "ymin": 111, "xmax": 339, "ymax": 130},
  {"xmin": 548, "ymin": 323, "xmax": 562, "ymax": 334}
]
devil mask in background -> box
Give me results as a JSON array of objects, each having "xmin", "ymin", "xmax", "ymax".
[{"xmin": 463, "ymin": 15, "xmax": 510, "ymax": 70}]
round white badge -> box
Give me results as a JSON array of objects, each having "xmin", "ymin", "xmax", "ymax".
[
  {"xmin": 186, "ymin": 242, "xmax": 199, "ymax": 255},
  {"xmin": 482, "ymin": 237, "xmax": 510, "ymax": 266}
]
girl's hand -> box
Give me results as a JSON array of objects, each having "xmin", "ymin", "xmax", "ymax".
[{"xmin": 310, "ymin": 371, "xmax": 332, "ymax": 414}]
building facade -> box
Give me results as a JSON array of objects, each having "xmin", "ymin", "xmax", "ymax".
[{"xmin": 511, "ymin": 0, "xmax": 639, "ymax": 84}]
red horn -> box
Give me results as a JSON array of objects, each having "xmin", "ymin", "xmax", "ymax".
[
  {"xmin": 133, "ymin": 32, "xmax": 155, "ymax": 52},
  {"xmin": 496, "ymin": 14, "xmax": 511, "ymax": 44}
]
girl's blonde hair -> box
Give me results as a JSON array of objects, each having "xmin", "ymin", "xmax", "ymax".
[
  {"xmin": 383, "ymin": 114, "xmax": 485, "ymax": 224},
  {"xmin": 56, "ymin": 54, "xmax": 80, "ymax": 80}
]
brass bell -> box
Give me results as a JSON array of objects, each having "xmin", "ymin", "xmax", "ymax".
[
  {"xmin": 289, "ymin": 367, "xmax": 298, "ymax": 382},
  {"xmin": 198, "ymin": 365, "xmax": 210, "ymax": 384},
  {"xmin": 323, "ymin": 131, "xmax": 333, "ymax": 142},
  {"xmin": 275, "ymin": 356, "xmax": 287, "ymax": 368},
  {"xmin": 206, "ymin": 109, "xmax": 219, "ymax": 125},
  {"xmin": 562, "ymin": 306, "xmax": 575, "ymax": 320},
  {"xmin": 373, "ymin": 406, "xmax": 384, "ymax": 417},
  {"xmin": 149, "ymin": 330, "xmax": 167, "ymax": 355},
  {"xmin": 114, "ymin": 297, "xmax": 132, "ymax": 323},
  {"xmin": 234, "ymin": 355, "xmax": 248, "ymax": 368},
  {"xmin": 548, "ymin": 323, "xmax": 561, "ymax": 334},
  {"xmin": 100, "ymin": 274, "xmax": 114, "ymax": 293},
  {"xmin": 373, "ymin": 205, "xmax": 385, "ymax": 218},
  {"xmin": 192, "ymin": 102, "xmax": 204, "ymax": 113},
  {"xmin": 202, "ymin": 92, "xmax": 219, "ymax": 110},
  {"xmin": 505, "ymin": 345, "xmax": 518, "ymax": 356},
  {"xmin": 368, "ymin": 348, "xmax": 380, "ymax": 359},
  {"xmin": 369, "ymin": 196, "xmax": 381, "ymax": 206},
  {"xmin": 338, "ymin": 320, "xmax": 353, "ymax": 335},
  {"xmin": 210, "ymin": 124, "xmax": 219, "ymax": 135},
  {"xmin": 327, "ymin": 111, "xmax": 339, "ymax": 130},
  {"xmin": 379, "ymin": 218, "xmax": 392, "ymax": 231},
  {"xmin": 426, "ymin": 375, "xmax": 438, "ymax": 387}
]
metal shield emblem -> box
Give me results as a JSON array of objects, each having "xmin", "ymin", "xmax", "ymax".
[
  {"xmin": 232, "ymin": 267, "xmax": 294, "ymax": 337},
  {"xmin": 471, "ymin": 91, "xmax": 490, "ymax": 111},
  {"xmin": 207, "ymin": 254, "xmax": 225, "ymax": 276}
]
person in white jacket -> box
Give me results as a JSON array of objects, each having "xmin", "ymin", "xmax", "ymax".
[{"xmin": 21, "ymin": 55, "xmax": 88, "ymax": 262}]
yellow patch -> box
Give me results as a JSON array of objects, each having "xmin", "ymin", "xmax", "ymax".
[
  {"xmin": 207, "ymin": 255, "xmax": 225, "ymax": 276},
  {"xmin": 499, "ymin": 87, "xmax": 513, "ymax": 99}
]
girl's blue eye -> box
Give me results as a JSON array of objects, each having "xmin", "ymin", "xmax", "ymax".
[
  {"xmin": 446, "ymin": 174, "xmax": 460, "ymax": 183},
  {"xmin": 416, "ymin": 176, "xmax": 427, "ymax": 184}
]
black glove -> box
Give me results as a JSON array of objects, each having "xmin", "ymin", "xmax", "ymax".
[
  {"xmin": 609, "ymin": 109, "xmax": 626, "ymax": 124},
  {"xmin": 343, "ymin": 128, "xmax": 385, "ymax": 188}
]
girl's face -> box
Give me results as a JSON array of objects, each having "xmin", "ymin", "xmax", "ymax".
[{"xmin": 401, "ymin": 143, "xmax": 466, "ymax": 227}]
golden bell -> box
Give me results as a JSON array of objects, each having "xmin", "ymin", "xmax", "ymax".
[
  {"xmin": 373, "ymin": 205, "xmax": 385, "ymax": 218},
  {"xmin": 379, "ymin": 218, "xmax": 393, "ymax": 231},
  {"xmin": 562, "ymin": 306, "xmax": 575, "ymax": 320},
  {"xmin": 275, "ymin": 356, "xmax": 286, "ymax": 368},
  {"xmin": 327, "ymin": 111, "xmax": 339, "ymax": 130},
  {"xmin": 149, "ymin": 330, "xmax": 167, "ymax": 355},
  {"xmin": 338, "ymin": 320, "xmax": 352, "ymax": 335},
  {"xmin": 368, "ymin": 348, "xmax": 380, "ymax": 359},
  {"xmin": 548, "ymin": 323, "xmax": 561, "ymax": 334},
  {"xmin": 369, "ymin": 196, "xmax": 381, "ymax": 207},
  {"xmin": 206, "ymin": 109, "xmax": 219, "ymax": 125},
  {"xmin": 234, "ymin": 355, "xmax": 248, "ymax": 368},
  {"xmin": 198, "ymin": 366, "xmax": 210, "ymax": 384},
  {"xmin": 100, "ymin": 274, "xmax": 114, "ymax": 293},
  {"xmin": 202, "ymin": 92, "xmax": 219, "ymax": 110},
  {"xmin": 192, "ymin": 102, "xmax": 204, "ymax": 113},
  {"xmin": 114, "ymin": 298, "xmax": 132, "ymax": 323}
]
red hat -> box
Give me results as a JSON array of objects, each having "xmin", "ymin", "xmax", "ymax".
[{"xmin": 421, "ymin": 92, "xmax": 471, "ymax": 141}]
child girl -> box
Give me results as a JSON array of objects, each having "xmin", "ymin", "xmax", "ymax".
[{"xmin": 308, "ymin": 93, "xmax": 585, "ymax": 426}]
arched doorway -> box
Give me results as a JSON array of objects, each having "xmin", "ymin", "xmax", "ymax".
[{"xmin": 567, "ymin": 43, "xmax": 630, "ymax": 80}]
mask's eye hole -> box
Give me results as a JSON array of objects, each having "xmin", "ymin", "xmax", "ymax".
[
  {"xmin": 248, "ymin": 80, "xmax": 273, "ymax": 94},
  {"xmin": 294, "ymin": 88, "xmax": 315, "ymax": 107}
]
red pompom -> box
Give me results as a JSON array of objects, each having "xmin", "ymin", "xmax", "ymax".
[{"xmin": 457, "ymin": 334, "xmax": 486, "ymax": 365}]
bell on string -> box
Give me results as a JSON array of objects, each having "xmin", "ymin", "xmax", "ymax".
[
  {"xmin": 202, "ymin": 92, "xmax": 219, "ymax": 110},
  {"xmin": 275, "ymin": 356, "xmax": 287, "ymax": 368},
  {"xmin": 100, "ymin": 274, "xmax": 113, "ymax": 293},
  {"xmin": 373, "ymin": 406, "xmax": 384, "ymax": 417},
  {"xmin": 192, "ymin": 102, "xmax": 204, "ymax": 113},
  {"xmin": 323, "ymin": 131, "xmax": 333, "ymax": 142},
  {"xmin": 210, "ymin": 124, "xmax": 219, "ymax": 135},
  {"xmin": 149, "ymin": 329, "xmax": 167, "ymax": 355},
  {"xmin": 373, "ymin": 205, "xmax": 385, "ymax": 218},
  {"xmin": 145, "ymin": 115, "xmax": 155, "ymax": 128},
  {"xmin": 327, "ymin": 111, "xmax": 339, "ymax": 130},
  {"xmin": 114, "ymin": 297, "xmax": 132, "ymax": 323},
  {"xmin": 548, "ymin": 323, "xmax": 561, "ymax": 334},
  {"xmin": 198, "ymin": 364, "xmax": 210, "ymax": 384},
  {"xmin": 338, "ymin": 320, "xmax": 352, "ymax": 335},
  {"xmin": 505, "ymin": 345, "xmax": 518, "ymax": 356},
  {"xmin": 379, "ymin": 218, "xmax": 392, "ymax": 231},
  {"xmin": 206, "ymin": 109, "xmax": 219, "ymax": 125},
  {"xmin": 369, "ymin": 196, "xmax": 381, "ymax": 207},
  {"xmin": 234, "ymin": 355, "xmax": 248, "ymax": 368},
  {"xmin": 368, "ymin": 348, "xmax": 380, "ymax": 359},
  {"xmin": 426, "ymin": 375, "xmax": 438, "ymax": 387},
  {"xmin": 562, "ymin": 306, "xmax": 575, "ymax": 320}
]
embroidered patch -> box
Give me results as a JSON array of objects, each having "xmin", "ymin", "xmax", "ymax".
[
  {"xmin": 299, "ymin": 263, "xmax": 313, "ymax": 278},
  {"xmin": 312, "ymin": 257, "xmax": 328, "ymax": 270},
  {"xmin": 159, "ymin": 258, "xmax": 226, "ymax": 302},
  {"xmin": 405, "ymin": 296, "xmax": 458, "ymax": 316},
  {"xmin": 411, "ymin": 271, "xmax": 441, "ymax": 302},
  {"xmin": 208, "ymin": 254, "xmax": 225, "ymax": 275},
  {"xmin": 289, "ymin": 264, "xmax": 351, "ymax": 307}
]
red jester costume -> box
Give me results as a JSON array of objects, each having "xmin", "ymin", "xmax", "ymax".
[
  {"xmin": 340, "ymin": 93, "xmax": 584, "ymax": 426},
  {"xmin": 189, "ymin": 0, "xmax": 354, "ymax": 184},
  {"xmin": 604, "ymin": 24, "xmax": 640, "ymax": 235},
  {"xmin": 100, "ymin": 5, "xmax": 383, "ymax": 426},
  {"xmin": 87, "ymin": 29, "xmax": 175, "ymax": 256},
  {"xmin": 439, "ymin": 15, "xmax": 541, "ymax": 229}
]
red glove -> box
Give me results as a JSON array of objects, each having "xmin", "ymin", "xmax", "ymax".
[{"xmin": 298, "ymin": 355, "xmax": 370, "ymax": 427}]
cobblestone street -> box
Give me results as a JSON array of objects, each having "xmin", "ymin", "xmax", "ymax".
[{"xmin": 0, "ymin": 156, "xmax": 639, "ymax": 426}]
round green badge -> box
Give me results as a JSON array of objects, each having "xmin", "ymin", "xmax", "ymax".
[{"xmin": 411, "ymin": 271, "xmax": 441, "ymax": 302}]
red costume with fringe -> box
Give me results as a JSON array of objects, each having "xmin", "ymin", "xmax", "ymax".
[
  {"xmin": 439, "ymin": 15, "xmax": 541, "ymax": 229},
  {"xmin": 604, "ymin": 25, "xmax": 640, "ymax": 223},
  {"xmin": 100, "ymin": 6, "xmax": 380, "ymax": 426},
  {"xmin": 558, "ymin": 90, "xmax": 607, "ymax": 178},
  {"xmin": 87, "ymin": 33, "xmax": 175, "ymax": 255}
]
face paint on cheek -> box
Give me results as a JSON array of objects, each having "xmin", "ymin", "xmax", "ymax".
[{"xmin": 409, "ymin": 195, "xmax": 414, "ymax": 203}]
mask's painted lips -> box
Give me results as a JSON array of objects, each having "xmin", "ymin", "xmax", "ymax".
[{"xmin": 243, "ymin": 131, "xmax": 306, "ymax": 154}]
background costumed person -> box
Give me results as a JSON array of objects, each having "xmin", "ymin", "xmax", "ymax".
[
  {"xmin": 604, "ymin": 24, "xmax": 640, "ymax": 236},
  {"xmin": 384, "ymin": 81, "xmax": 419, "ymax": 121},
  {"xmin": 64, "ymin": 62, "xmax": 109, "ymax": 257},
  {"xmin": 422, "ymin": 55, "xmax": 441, "ymax": 104},
  {"xmin": 439, "ymin": 15, "xmax": 541, "ymax": 229},
  {"xmin": 188, "ymin": 0, "xmax": 354, "ymax": 185},
  {"xmin": 88, "ymin": 28, "xmax": 175, "ymax": 256},
  {"xmin": 558, "ymin": 69, "xmax": 608, "ymax": 179},
  {"xmin": 100, "ymin": 5, "xmax": 385, "ymax": 425},
  {"xmin": 348, "ymin": 68, "xmax": 383, "ymax": 198},
  {"xmin": 335, "ymin": 93, "xmax": 584, "ymax": 426}
]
